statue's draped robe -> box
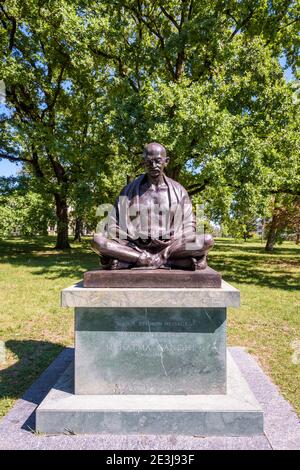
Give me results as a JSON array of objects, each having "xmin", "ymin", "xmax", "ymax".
[{"xmin": 102, "ymin": 174, "xmax": 196, "ymax": 258}]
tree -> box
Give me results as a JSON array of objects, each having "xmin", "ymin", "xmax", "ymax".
[
  {"xmin": 265, "ymin": 194, "xmax": 300, "ymax": 251},
  {"xmin": 85, "ymin": 0, "xmax": 299, "ymax": 219},
  {"xmin": 0, "ymin": 176, "xmax": 56, "ymax": 236},
  {"xmin": 0, "ymin": 0, "xmax": 115, "ymax": 248},
  {"xmin": 1, "ymin": 1, "xmax": 299, "ymax": 248}
]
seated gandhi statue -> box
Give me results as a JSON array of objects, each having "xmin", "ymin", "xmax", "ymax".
[{"xmin": 91, "ymin": 142, "xmax": 214, "ymax": 270}]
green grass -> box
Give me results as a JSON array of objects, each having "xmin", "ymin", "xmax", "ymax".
[{"xmin": 0, "ymin": 236, "xmax": 299, "ymax": 418}]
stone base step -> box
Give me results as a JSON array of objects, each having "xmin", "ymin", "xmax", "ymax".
[{"xmin": 36, "ymin": 352, "xmax": 263, "ymax": 436}]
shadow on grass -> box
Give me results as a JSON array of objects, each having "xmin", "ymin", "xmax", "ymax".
[
  {"xmin": 214, "ymin": 240, "xmax": 300, "ymax": 256},
  {"xmin": 0, "ymin": 237, "xmax": 97, "ymax": 280},
  {"xmin": 209, "ymin": 240, "xmax": 300, "ymax": 290},
  {"xmin": 211, "ymin": 261, "xmax": 299, "ymax": 291},
  {"xmin": 0, "ymin": 237, "xmax": 299, "ymax": 290},
  {"xmin": 0, "ymin": 340, "xmax": 64, "ymax": 402},
  {"xmin": 0, "ymin": 340, "xmax": 73, "ymax": 431}
]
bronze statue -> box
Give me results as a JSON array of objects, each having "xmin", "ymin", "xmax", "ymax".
[{"xmin": 91, "ymin": 142, "xmax": 213, "ymax": 270}]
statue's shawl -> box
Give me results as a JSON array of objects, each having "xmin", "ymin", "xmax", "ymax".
[{"xmin": 105, "ymin": 174, "xmax": 195, "ymax": 241}]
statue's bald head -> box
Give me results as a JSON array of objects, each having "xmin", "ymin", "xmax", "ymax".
[
  {"xmin": 142, "ymin": 142, "xmax": 169, "ymax": 179},
  {"xmin": 143, "ymin": 142, "xmax": 167, "ymax": 159}
]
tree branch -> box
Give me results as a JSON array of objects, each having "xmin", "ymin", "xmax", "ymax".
[
  {"xmin": 159, "ymin": 5, "xmax": 180, "ymax": 30},
  {"xmin": 46, "ymin": 150, "xmax": 68, "ymax": 183},
  {"xmin": 0, "ymin": 152, "xmax": 32, "ymax": 164},
  {"xmin": 31, "ymin": 148, "xmax": 44, "ymax": 178},
  {"xmin": 174, "ymin": 1, "xmax": 189, "ymax": 80},
  {"xmin": 270, "ymin": 188, "xmax": 300, "ymax": 196},
  {"xmin": 179, "ymin": 0, "xmax": 189, "ymax": 30},
  {"xmin": 134, "ymin": 0, "xmax": 176, "ymax": 79},
  {"xmin": 187, "ymin": 179, "xmax": 210, "ymax": 196},
  {"xmin": 225, "ymin": 9, "xmax": 238, "ymax": 26},
  {"xmin": 229, "ymin": 9, "xmax": 255, "ymax": 41},
  {"xmin": 188, "ymin": 0, "xmax": 194, "ymax": 20},
  {"xmin": 1, "ymin": 148, "xmax": 45, "ymax": 179},
  {"xmin": 90, "ymin": 46, "xmax": 117, "ymax": 61},
  {"xmin": 0, "ymin": 5, "xmax": 16, "ymax": 51},
  {"xmin": 7, "ymin": 84, "xmax": 42, "ymax": 122},
  {"xmin": 42, "ymin": 61, "xmax": 68, "ymax": 120},
  {"xmin": 90, "ymin": 46, "xmax": 140, "ymax": 92},
  {"xmin": 113, "ymin": 0, "xmax": 175, "ymax": 80}
]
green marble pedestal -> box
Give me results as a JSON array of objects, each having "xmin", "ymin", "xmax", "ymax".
[{"xmin": 75, "ymin": 307, "xmax": 226, "ymax": 395}]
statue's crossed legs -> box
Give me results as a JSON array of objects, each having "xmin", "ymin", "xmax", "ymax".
[{"xmin": 91, "ymin": 234, "xmax": 214, "ymax": 270}]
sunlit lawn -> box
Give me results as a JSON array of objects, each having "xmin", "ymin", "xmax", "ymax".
[{"xmin": 0, "ymin": 236, "xmax": 299, "ymax": 419}]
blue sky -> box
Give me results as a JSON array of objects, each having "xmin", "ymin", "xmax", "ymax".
[{"xmin": 0, "ymin": 159, "xmax": 23, "ymax": 177}]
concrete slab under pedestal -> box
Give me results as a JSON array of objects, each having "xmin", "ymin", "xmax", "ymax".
[{"xmin": 36, "ymin": 351, "xmax": 263, "ymax": 436}]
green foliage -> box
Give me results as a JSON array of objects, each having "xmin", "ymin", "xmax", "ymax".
[
  {"xmin": 265, "ymin": 194, "xmax": 300, "ymax": 248},
  {"xmin": 222, "ymin": 216, "xmax": 258, "ymax": 241},
  {"xmin": 0, "ymin": 189, "xmax": 56, "ymax": 237},
  {"xmin": 0, "ymin": 1, "xmax": 299, "ymax": 247}
]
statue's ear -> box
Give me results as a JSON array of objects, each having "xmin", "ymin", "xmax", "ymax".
[{"xmin": 165, "ymin": 156, "xmax": 170, "ymax": 166}]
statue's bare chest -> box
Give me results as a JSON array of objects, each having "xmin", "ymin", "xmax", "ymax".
[{"xmin": 138, "ymin": 184, "xmax": 170, "ymax": 211}]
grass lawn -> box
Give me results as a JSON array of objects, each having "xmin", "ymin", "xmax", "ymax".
[{"xmin": 0, "ymin": 236, "xmax": 299, "ymax": 419}]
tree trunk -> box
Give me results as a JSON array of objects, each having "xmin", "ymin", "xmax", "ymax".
[
  {"xmin": 296, "ymin": 232, "xmax": 300, "ymax": 245},
  {"xmin": 54, "ymin": 193, "xmax": 70, "ymax": 249},
  {"xmin": 166, "ymin": 163, "xmax": 181, "ymax": 181},
  {"xmin": 73, "ymin": 216, "xmax": 83, "ymax": 242},
  {"xmin": 265, "ymin": 217, "xmax": 278, "ymax": 252},
  {"xmin": 127, "ymin": 175, "xmax": 134, "ymax": 184}
]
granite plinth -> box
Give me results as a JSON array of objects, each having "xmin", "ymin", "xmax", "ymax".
[
  {"xmin": 61, "ymin": 280, "xmax": 240, "ymax": 308},
  {"xmin": 61, "ymin": 281, "xmax": 239, "ymax": 396},
  {"xmin": 35, "ymin": 351, "xmax": 263, "ymax": 436},
  {"xmin": 75, "ymin": 307, "xmax": 226, "ymax": 395},
  {"xmin": 83, "ymin": 267, "xmax": 221, "ymax": 288}
]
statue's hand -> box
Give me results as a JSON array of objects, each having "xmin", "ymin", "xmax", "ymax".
[
  {"xmin": 135, "ymin": 251, "xmax": 165, "ymax": 269},
  {"xmin": 135, "ymin": 250, "xmax": 155, "ymax": 268},
  {"xmin": 150, "ymin": 253, "xmax": 165, "ymax": 269}
]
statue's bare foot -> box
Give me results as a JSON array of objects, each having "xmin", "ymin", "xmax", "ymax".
[
  {"xmin": 100, "ymin": 258, "xmax": 132, "ymax": 270},
  {"xmin": 112, "ymin": 260, "xmax": 133, "ymax": 269},
  {"xmin": 100, "ymin": 256, "xmax": 116, "ymax": 270},
  {"xmin": 193, "ymin": 255, "xmax": 207, "ymax": 270},
  {"xmin": 109, "ymin": 259, "xmax": 119, "ymax": 270}
]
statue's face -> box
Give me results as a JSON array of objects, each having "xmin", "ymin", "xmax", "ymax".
[{"xmin": 143, "ymin": 145, "xmax": 169, "ymax": 178}]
